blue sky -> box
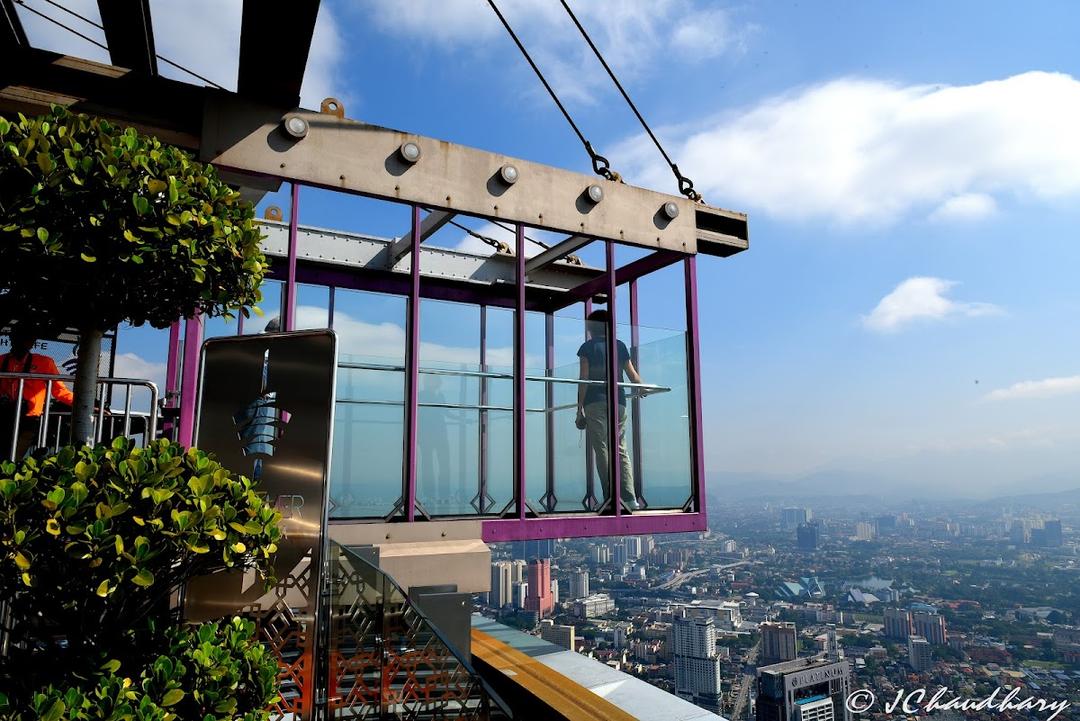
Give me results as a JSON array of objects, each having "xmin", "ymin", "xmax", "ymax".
[{"xmin": 18, "ymin": 0, "xmax": 1080, "ymax": 498}]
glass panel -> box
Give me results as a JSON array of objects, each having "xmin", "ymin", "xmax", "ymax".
[
  {"xmin": 483, "ymin": 308, "xmax": 515, "ymax": 514},
  {"xmin": 295, "ymin": 283, "xmax": 330, "ymax": 329},
  {"xmin": 329, "ymin": 289, "xmax": 407, "ymax": 518},
  {"xmin": 625, "ymin": 323, "xmax": 693, "ymax": 510},
  {"xmin": 418, "ymin": 300, "xmax": 481, "ymax": 516},
  {"xmin": 245, "ymin": 280, "xmax": 283, "ymax": 334}
]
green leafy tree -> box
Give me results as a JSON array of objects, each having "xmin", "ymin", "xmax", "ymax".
[
  {"xmin": 0, "ymin": 438, "xmax": 282, "ymax": 716},
  {"xmin": 0, "ymin": 107, "xmax": 266, "ymax": 443}
]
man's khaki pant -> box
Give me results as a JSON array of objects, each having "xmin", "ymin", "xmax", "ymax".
[{"xmin": 584, "ymin": 401, "xmax": 635, "ymax": 507}]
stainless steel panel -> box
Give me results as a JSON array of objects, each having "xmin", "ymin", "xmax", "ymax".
[{"xmin": 186, "ymin": 330, "xmax": 337, "ymax": 721}]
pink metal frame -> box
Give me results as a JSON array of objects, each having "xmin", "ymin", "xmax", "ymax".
[{"xmin": 167, "ymin": 186, "xmax": 708, "ymax": 540}]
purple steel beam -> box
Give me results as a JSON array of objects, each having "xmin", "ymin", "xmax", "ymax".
[
  {"xmin": 553, "ymin": 249, "xmax": 686, "ymax": 310},
  {"xmin": 481, "ymin": 511, "xmax": 707, "ymax": 542},
  {"xmin": 684, "ymin": 257, "xmax": 706, "ymax": 516},
  {"xmin": 629, "ymin": 280, "xmax": 644, "ymax": 506},
  {"xmin": 542, "ymin": 312, "xmax": 556, "ymax": 511},
  {"xmin": 177, "ymin": 314, "xmax": 202, "ymax": 447},
  {"xmin": 514, "ymin": 223, "xmax": 527, "ymax": 520},
  {"xmin": 403, "ymin": 205, "xmax": 421, "ymax": 522},
  {"xmin": 582, "ymin": 298, "xmax": 595, "ymax": 510},
  {"xmin": 605, "ymin": 239, "xmax": 622, "ymax": 517},
  {"xmin": 283, "ymin": 182, "xmax": 300, "ymax": 331}
]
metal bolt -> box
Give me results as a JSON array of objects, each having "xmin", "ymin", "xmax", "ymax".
[
  {"xmin": 586, "ymin": 184, "xmax": 604, "ymax": 203},
  {"xmin": 662, "ymin": 201, "xmax": 680, "ymax": 220}
]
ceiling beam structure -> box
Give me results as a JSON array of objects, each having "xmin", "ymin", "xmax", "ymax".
[
  {"xmin": 524, "ymin": 234, "xmax": 590, "ymax": 276},
  {"xmin": 387, "ymin": 209, "xmax": 456, "ymax": 266},
  {"xmin": 237, "ymin": 0, "xmax": 321, "ymax": 108},
  {"xmin": 1, "ymin": 0, "xmax": 27, "ymax": 47},
  {"xmin": 97, "ymin": 0, "xmax": 158, "ymax": 75}
]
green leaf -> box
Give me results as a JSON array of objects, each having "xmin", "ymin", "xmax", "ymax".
[
  {"xmin": 161, "ymin": 689, "xmax": 185, "ymax": 707},
  {"xmin": 101, "ymin": 658, "xmax": 121, "ymax": 673},
  {"xmin": 96, "ymin": 580, "xmax": 110, "ymax": 597},
  {"xmin": 42, "ymin": 699, "xmax": 65, "ymax": 721},
  {"xmin": 36, "ymin": 227, "xmax": 48, "ymax": 242},
  {"xmin": 14, "ymin": 552, "xmax": 30, "ymax": 570},
  {"xmin": 132, "ymin": 568, "xmax": 155, "ymax": 587},
  {"xmin": 81, "ymin": 253, "xmax": 97, "ymax": 262}
]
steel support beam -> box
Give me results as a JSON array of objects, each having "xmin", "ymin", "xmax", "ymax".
[
  {"xmin": 554, "ymin": 249, "xmax": 686, "ymax": 309},
  {"xmin": 1, "ymin": 49, "xmax": 202, "ymax": 149},
  {"xmin": 237, "ymin": 0, "xmax": 320, "ymax": 107},
  {"xmin": 201, "ymin": 95, "xmax": 748, "ymax": 255},
  {"xmin": 388, "ymin": 209, "xmax": 455, "ymax": 265},
  {"xmin": 97, "ymin": 0, "xmax": 157, "ymax": 75},
  {"xmin": 1, "ymin": 0, "xmax": 27, "ymax": 47},
  {"xmin": 524, "ymin": 234, "xmax": 590, "ymax": 276}
]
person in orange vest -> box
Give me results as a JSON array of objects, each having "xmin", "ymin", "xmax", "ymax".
[{"xmin": 0, "ymin": 327, "xmax": 74, "ymax": 459}]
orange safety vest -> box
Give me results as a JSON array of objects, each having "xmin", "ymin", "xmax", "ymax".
[{"xmin": 0, "ymin": 353, "xmax": 75, "ymax": 417}]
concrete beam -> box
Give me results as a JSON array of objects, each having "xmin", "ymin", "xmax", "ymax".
[
  {"xmin": 387, "ymin": 209, "xmax": 456, "ymax": 266},
  {"xmin": 201, "ymin": 94, "xmax": 747, "ymax": 255}
]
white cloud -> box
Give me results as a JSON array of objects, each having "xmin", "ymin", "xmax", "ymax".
[
  {"xmin": 617, "ymin": 71, "xmax": 1080, "ymax": 224},
  {"xmin": 17, "ymin": 1, "xmax": 345, "ymax": 110},
  {"xmin": 928, "ymin": 193, "xmax": 997, "ymax": 223},
  {"xmin": 671, "ymin": 8, "xmax": 753, "ymax": 60},
  {"xmin": 862, "ymin": 277, "xmax": 1000, "ymax": 333},
  {"xmin": 296, "ymin": 305, "xmax": 537, "ymax": 368},
  {"xmin": 986, "ymin": 375, "xmax": 1080, "ymax": 402},
  {"xmin": 362, "ymin": 0, "xmax": 749, "ymax": 103},
  {"xmin": 112, "ymin": 352, "xmax": 167, "ymax": 413}
]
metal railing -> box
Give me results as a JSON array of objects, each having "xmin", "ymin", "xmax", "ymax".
[
  {"xmin": 325, "ymin": 542, "xmax": 506, "ymax": 719},
  {"xmin": 0, "ymin": 372, "xmax": 160, "ymax": 462}
]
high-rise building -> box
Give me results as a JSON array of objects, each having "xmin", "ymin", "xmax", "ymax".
[
  {"xmin": 490, "ymin": 561, "xmax": 513, "ymax": 608},
  {"xmin": 756, "ymin": 657, "xmax": 851, "ymax": 721},
  {"xmin": 854, "ymin": 522, "xmax": 875, "ymax": 541},
  {"xmin": 911, "ymin": 611, "xmax": 946, "ymax": 645},
  {"xmin": 510, "ymin": 560, "xmax": 527, "ymax": 584},
  {"xmin": 550, "ymin": 578, "xmax": 559, "ymax": 605},
  {"xmin": 591, "ymin": 544, "xmax": 611, "ymax": 565},
  {"xmin": 782, "ymin": 507, "xmax": 812, "ymax": 530},
  {"xmin": 512, "ymin": 582, "xmax": 529, "ymax": 610},
  {"xmin": 538, "ymin": 619, "xmax": 576, "ymax": 651},
  {"xmin": 672, "ymin": 616, "xmax": 723, "ymax": 712},
  {"xmin": 720, "ymin": 539, "xmax": 738, "ymax": 553},
  {"xmin": 613, "ymin": 544, "xmax": 628, "ymax": 567},
  {"xmin": 570, "ymin": 569, "xmax": 590, "ymax": 600},
  {"xmin": 760, "ymin": 622, "xmax": 798, "ymax": 665},
  {"xmin": 1009, "ymin": 520, "xmax": 1030, "ymax": 545},
  {"xmin": 874, "ymin": 515, "xmax": 897, "ymax": 535},
  {"xmin": 907, "ymin": 636, "xmax": 933, "ymax": 672},
  {"xmin": 624, "ymin": 536, "xmax": 643, "ymax": 560},
  {"xmin": 524, "ymin": 559, "xmax": 554, "ymax": 618},
  {"xmin": 797, "ymin": 523, "xmax": 819, "ymax": 552},
  {"xmin": 883, "ymin": 608, "xmax": 912, "ymax": 640},
  {"xmin": 1035, "ymin": 520, "xmax": 1063, "ymax": 547}
]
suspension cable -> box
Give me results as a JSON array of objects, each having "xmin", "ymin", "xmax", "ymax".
[
  {"xmin": 485, "ymin": 0, "xmax": 619, "ymax": 182},
  {"xmin": 559, "ymin": 0, "xmax": 702, "ymax": 202},
  {"xmin": 17, "ymin": 0, "xmax": 225, "ymax": 90}
]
